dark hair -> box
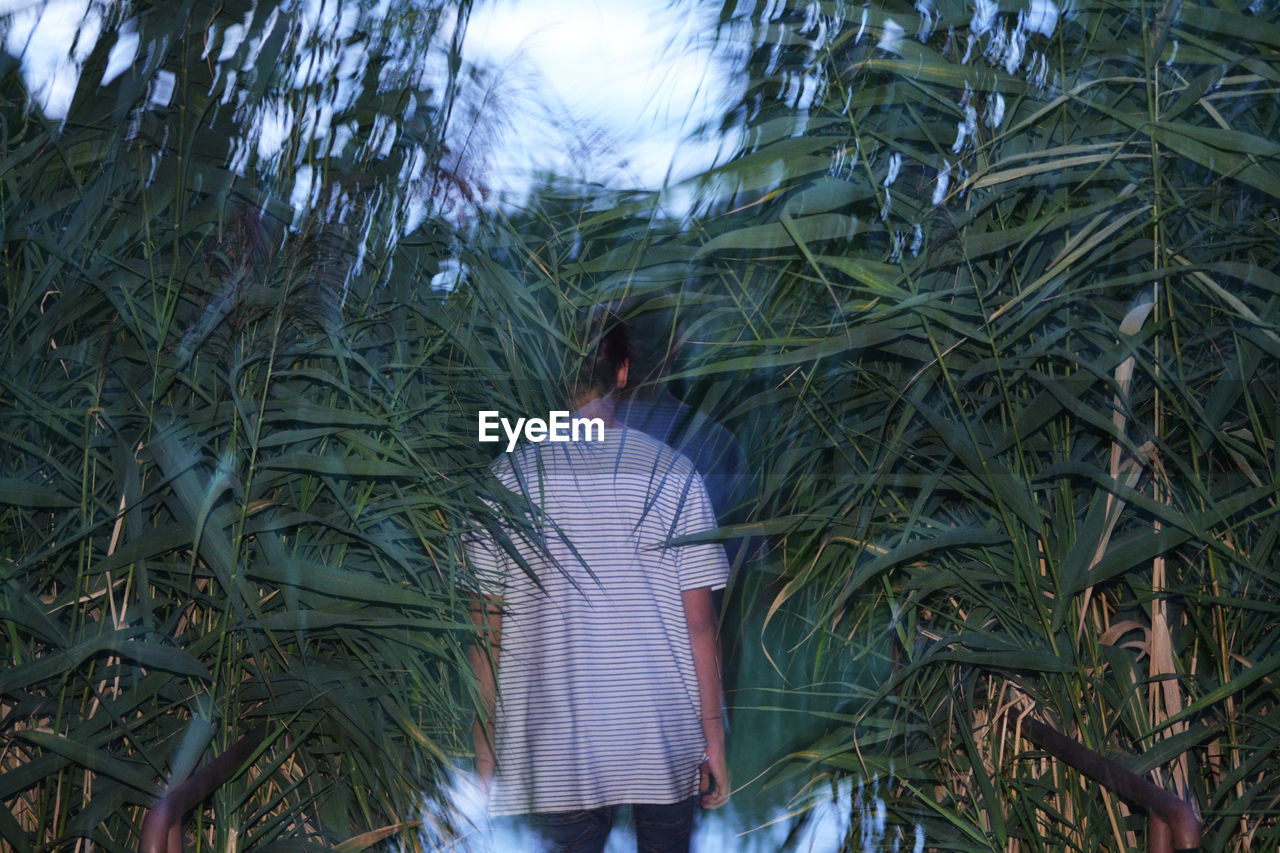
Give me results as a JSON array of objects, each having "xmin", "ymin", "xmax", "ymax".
[
  {"xmin": 578, "ymin": 310, "xmax": 630, "ymax": 397},
  {"xmin": 618, "ymin": 305, "xmax": 683, "ymax": 398}
]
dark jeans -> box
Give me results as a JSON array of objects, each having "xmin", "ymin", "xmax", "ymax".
[{"xmin": 530, "ymin": 797, "xmax": 697, "ymax": 853}]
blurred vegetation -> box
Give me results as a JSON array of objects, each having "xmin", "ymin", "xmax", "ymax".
[
  {"xmin": 656, "ymin": 1, "xmax": 1280, "ymax": 850},
  {"xmin": 3, "ymin": 0, "xmax": 1280, "ymax": 851},
  {"xmin": 0, "ymin": 0, "xmax": 498, "ymax": 848}
]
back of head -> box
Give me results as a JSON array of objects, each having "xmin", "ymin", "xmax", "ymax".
[
  {"xmin": 603, "ymin": 292, "xmax": 686, "ymax": 400},
  {"xmin": 574, "ymin": 307, "xmax": 631, "ymax": 401}
]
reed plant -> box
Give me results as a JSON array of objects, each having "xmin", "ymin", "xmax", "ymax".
[
  {"xmin": 0, "ymin": 0, "xmax": 519, "ymax": 849},
  {"xmin": 578, "ymin": 1, "xmax": 1279, "ymax": 849},
  {"xmin": 3, "ymin": 0, "xmax": 1279, "ymax": 851}
]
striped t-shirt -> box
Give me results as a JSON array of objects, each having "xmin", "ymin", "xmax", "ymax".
[{"xmin": 467, "ymin": 425, "xmax": 729, "ymax": 816}]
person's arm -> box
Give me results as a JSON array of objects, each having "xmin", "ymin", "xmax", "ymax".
[
  {"xmin": 682, "ymin": 585, "xmax": 730, "ymax": 808},
  {"xmin": 468, "ymin": 593, "xmax": 502, "ymax": 792}
]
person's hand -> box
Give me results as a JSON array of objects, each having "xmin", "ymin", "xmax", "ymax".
[{"xmin": 699, "ymin": 742, "xmax": 730, "ymax": 809}]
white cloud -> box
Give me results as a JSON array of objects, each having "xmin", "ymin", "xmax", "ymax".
[
  {"xmin": 970, "ymin": 0, "xmax": 998, "ymax": 36},
  {"xmin": 884, "ymin": 152, "xmax": 902, "ymax": 187},
  {"xmin": 148, "ymin": 68, "xmax": 174, "ymax": 106},
  {"xmin": 4, "ymin": 0, "xmax": 101, "ymax": 121},
  {"xmin": 1023, "ymin": 0, "xmax": 1059, "ymax": 37},
  {"xmin": 878, "ymin": 17, "xmax": 905, "ymax": 55},
  {"xmin": 932, "ymin": 162, "xmax": 950, "ymax": 206},
  {"xmin": 101, "ymin": 19, "xmax": 137, "ymax": 85},
  {"xmin": 464, "ymin": 0, "xmax": 733, "ymax": 194}
]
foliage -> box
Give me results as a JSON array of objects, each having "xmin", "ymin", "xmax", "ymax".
[
  {"xmin": 4, "ymin": 0, "xmax": 1280, "ymax": 851},
  {"xmin": 0, "ymin": 0, "xmax": 523, "ymax": 849},
  {"xmin": 659, "ymin": 1, "xmax": 1278, "ymax": 849},
  {"xmin": 490, "ymin": 1, "xmax": 1280, "ymax": 850}
]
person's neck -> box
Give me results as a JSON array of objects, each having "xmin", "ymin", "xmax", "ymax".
[
  {"xmin": 575, "ymin": 393, "xmax": 619, "ymax": 428},
  {"xmin": 624, "ymin": 386, "xmax": 680, "ymax": 405}
]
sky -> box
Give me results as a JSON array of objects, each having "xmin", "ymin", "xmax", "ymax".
[
  {"xmin": 1, "ymin": 0, "xmax": 738, "ymax": 205},
  {"xmin": 462, "ymin": 0, "xmax": 738, "ymax": 198}
]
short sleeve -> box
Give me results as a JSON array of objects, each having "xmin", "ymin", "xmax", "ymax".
[
  {"xmin": 463, "ymin": 455, "xmax": 522, "ymax": 597},
  {"xmin": 463, "ymin": 494, "xmax": 511, "ymax": 597},
  {"xmin": 673, "ymin": 471, "xmax": 731, "ymax": 592}
]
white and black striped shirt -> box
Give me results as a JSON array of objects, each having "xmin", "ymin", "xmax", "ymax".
[{"xmin": 467, "ymin": 426, "xmax": 729, "ymax": 815}]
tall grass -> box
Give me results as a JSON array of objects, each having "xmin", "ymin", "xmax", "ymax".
[
  {"xmin": 0, "ymin": 0, "xmax": 524, "ymax": 849},
  {"xmin": 4, "ymin": 0, "xmax": 1279, "ymax": 851},
  {"xmin": 644, "ymin": 1, "xmax": 1278, "ymax": 849},
  {"xmin": 499, "ymin": 2, "xmax": 1280, "ymax": 850}
]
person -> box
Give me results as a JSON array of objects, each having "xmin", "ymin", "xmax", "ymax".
[
  {"xmin": 613, "ymin": 310, "xmax": 752, "ymax": 576},
  {"xmin": 466, "ymin": 315, "xmax": 731, "ymax": 853}
]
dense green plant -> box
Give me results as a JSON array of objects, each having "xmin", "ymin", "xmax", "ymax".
[
  {"xmin": 5, "ymin": 0, "xmax": 1280, "ymax": 850},
  {"xmin": 0, "ymin": 0, "xmax": 531, "ymax": 849},
  {"xmin": 482, "ymin": 2, "xmax": 1280, "ymax": 850},
  {"xmin": 624, "ymin": 1, "xmax": 1279, "ymax": 849}
]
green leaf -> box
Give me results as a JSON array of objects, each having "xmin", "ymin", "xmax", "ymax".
[
  {"xmin": 0, "ymin": 478, "xmax": 75, "ymax": 508},
  {"xmin": 15, "ymin": 731, "xmax": 154, "ymax": 793}
]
